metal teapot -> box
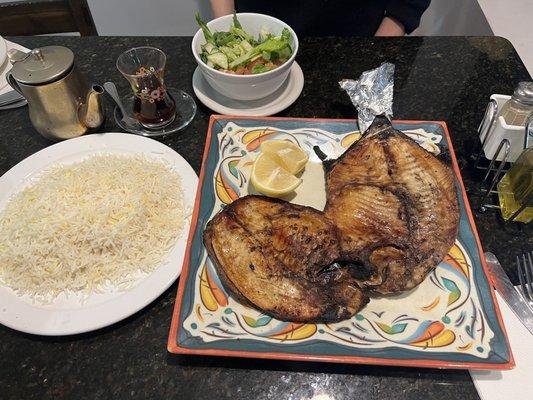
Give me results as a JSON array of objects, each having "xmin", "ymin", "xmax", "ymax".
[{"xmin": 7, "ymin": 46, "xmax": 104, "ymax": 140}]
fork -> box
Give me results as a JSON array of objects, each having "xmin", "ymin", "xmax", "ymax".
[{"xmin": 517, "ymin": 251, "xmax": 533, "ymax": 303}]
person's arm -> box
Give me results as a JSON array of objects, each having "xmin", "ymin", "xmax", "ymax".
[
  {"xmin": 375, "ymin": 16, "xmax": 405, "ymax": 36},
  {"xmin": 378, "ymin": 0, "xmax": 431, "ymax": 35},
  {"xmin": 210, "ymin": 0, "xmax": 235, "ymax": 18}
]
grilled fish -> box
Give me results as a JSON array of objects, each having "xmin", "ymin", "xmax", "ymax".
[
  {"xmin": 323, "ymin": 116, "xmax": 459, "ymax": 293},
  {"xmin": 203, "ymin": 196, "xmax": 369, "ymax": 323},
  {"xmin": 203, "ymin": 116, "xmax": 459, "ymax": 322}
]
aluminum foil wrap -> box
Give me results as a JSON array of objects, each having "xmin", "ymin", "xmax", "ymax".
[{"xmin": 339, "ymin": 62, "xmax": 395, "ymax": 133}]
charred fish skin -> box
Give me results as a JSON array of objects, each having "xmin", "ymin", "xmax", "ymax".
[
  {"xmin": 323, "ymin": 115, "xmax": 460, "ymax": 294},
  {"xmin": 324, "ymin": 182, "xmax": 413, "ymax": 288},
  {"xmin": 317, "ymin": 115, "xmax": 395, "ymax": 178},
  {"xmin": 203, "ymin": 195, "xmax": 369, "ymax": 323},
  {"xmin": 203, "ymin": 209, "xmax": 322, "ymax": 322}
]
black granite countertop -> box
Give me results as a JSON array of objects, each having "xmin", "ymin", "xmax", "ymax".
[{"xmin": 0, "ymin": 36, "xmax": 531, "ymax": 400}]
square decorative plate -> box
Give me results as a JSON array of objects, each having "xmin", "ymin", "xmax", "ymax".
[{"xmin": 168, "ymin": 116, "xmax": 513, "ymax": 370}]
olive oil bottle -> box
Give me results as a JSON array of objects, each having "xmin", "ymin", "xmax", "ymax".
[{"xmin": 497, "ymin": 147, "xmax": 532, "ymax": 223}]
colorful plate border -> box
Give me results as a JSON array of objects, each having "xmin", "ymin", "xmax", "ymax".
[{"xmin": 168, "ymin": 115, "xmax": 513, "ymax": 370}]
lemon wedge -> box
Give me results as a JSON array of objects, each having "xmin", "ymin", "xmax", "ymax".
[
  {"xmin": 250, "ymin": 153, "xmax": 302, "ymax": 197},
  {"xmin": 260, "ymin": 140, "xmax": 309, "ymax": 175}
]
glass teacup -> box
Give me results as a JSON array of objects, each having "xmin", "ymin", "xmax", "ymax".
[{"xmin": 117, "ymin": 47, "xmax": 176, "ymax": 129}]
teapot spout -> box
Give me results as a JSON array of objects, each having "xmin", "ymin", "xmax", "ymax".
[{"xmin": 80, "ymin": 84, "xmax": 105, "ymax": 129}]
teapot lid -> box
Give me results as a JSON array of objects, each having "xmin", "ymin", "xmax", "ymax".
[{"xmin": 9, "ymin": 46, "xmax": 74, "ymax": 85}]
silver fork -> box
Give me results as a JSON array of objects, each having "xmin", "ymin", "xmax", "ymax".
[{"xmin": 517, "ymin": 251, "xmax": 533, "ymax": 304}]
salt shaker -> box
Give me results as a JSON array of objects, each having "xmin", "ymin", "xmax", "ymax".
[
  {"xmin": 478, "ymin": 82, "xmax": 533, "ymax": 162},
  {"xmin": 499, "ymin": 82, "xmax": 533, "ymax": 126}
]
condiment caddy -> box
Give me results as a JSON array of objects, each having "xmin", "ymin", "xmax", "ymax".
[{"xmin": 475, "ymin": 82, "xmax": 533, "ymax": 223}]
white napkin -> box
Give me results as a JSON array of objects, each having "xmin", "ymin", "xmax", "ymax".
[
  {"xmin": 0, "ymin": 39, "xmax": 30, "ymax": 95},
  {"xmin": 470, "ymin": 291, "xmax": 533, "ymax": 400}
]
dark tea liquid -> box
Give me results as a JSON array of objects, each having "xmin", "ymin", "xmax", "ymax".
[
  {"xmin": 133, "ymin": 93, "xmax": 176, "ymax": 127},
  {"xmin": 133, "ymin": 68, "xmax": 176, "ymax": 127}
]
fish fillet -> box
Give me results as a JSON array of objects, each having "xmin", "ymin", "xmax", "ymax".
[
  {"xmin": 324, "ymin": 116, "xmax": 459, "ymax": 293},
  {"xmin": 203, "ymin": 196, "xmax": 369, "ymax": 322}
]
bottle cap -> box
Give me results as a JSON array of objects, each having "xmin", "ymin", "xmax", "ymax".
[{"xmin": 513, "ymin": 82, "xmax": 533, "ymax": 106}]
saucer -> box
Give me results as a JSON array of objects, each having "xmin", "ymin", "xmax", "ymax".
[
  {"xmin": 113, "ymin": 88, "xmax": 196, "ymax": 137},
  {"xmin": 192, "ymin": 62, "xmax": 304, "ymax": 116}
]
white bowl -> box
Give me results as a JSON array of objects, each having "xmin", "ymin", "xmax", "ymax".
[{"xmin": 191, "ymin": 13, "xmax": 299, "ymax": 101}]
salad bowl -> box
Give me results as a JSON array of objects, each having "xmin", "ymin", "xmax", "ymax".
[{"xmin": 191, "ymin": 13, "xmax": 299, "ymax": 101}]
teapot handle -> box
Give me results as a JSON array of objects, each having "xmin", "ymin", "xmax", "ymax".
[{"xmin": 6, "ymin": 72, "xmax": 23, "ymax": 96}]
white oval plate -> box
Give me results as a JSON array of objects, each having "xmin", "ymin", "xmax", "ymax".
[
  {"xmin": 192, "ymin": 61, "xmax": 304, "ymax": 116},
  {"xmin": 0, "ymin": 133, "xmax": 198, "ymax": 336}
]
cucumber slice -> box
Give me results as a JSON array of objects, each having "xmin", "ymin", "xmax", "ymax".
[{"xmin": 207, "ymin": 52, "xmax": 228, "ymax": 70}]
